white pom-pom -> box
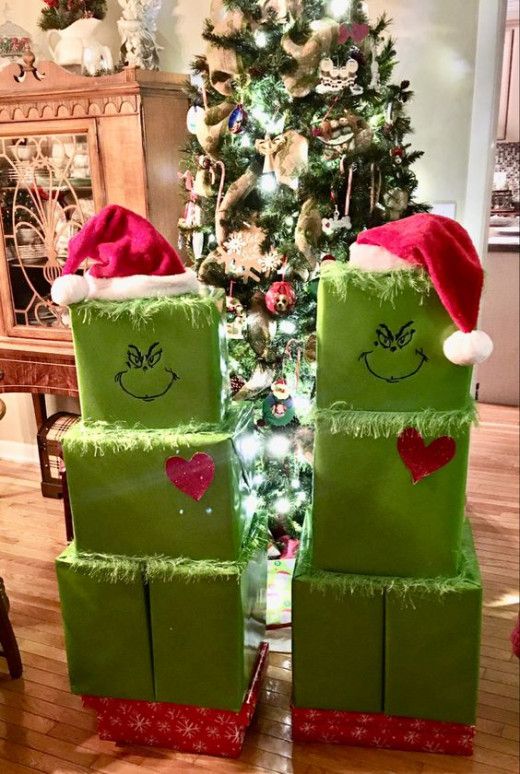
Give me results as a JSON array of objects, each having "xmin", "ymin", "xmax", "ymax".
[
  {"xmin": 443, "ymin": 330, "xmax": 494, "ymax": 366},
  {"xmin": 51, "ymin": 274, "xmax": 89, "ymax": 306}
]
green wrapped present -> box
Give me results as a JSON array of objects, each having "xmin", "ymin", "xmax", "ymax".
[
  {"xmin": 293, "ymin": 520, "xmax": 481, "ymax": 724},
  {"xmin": 56, "ymin": 544, "xmax": 154, "ymax": 701},
  {"xmin": 63, "ymin": 406, "xmax": 256, "ymax": 561},
  {"xmin": 292, "ymin": 529, "xmax": 384, "ymax": 713},
  {"xmin": 148, "ymin": 517, "xmax": 267, "ymax": 710},
  {"xmin": 70, "ymin": 292, "xmax": 229, "ymax": 427},
  {"xmin": 311, "ymin": 406, "xmax": 474, "ymax": 577},
  {"xmin": 385, "ymin": 521, "xmax": 482, "ymax": 724},
  {"xmin": 316, "ymin": 264, "xmax": 473, "ymax": 412}
]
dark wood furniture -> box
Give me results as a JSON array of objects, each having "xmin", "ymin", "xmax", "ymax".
[{"xmin": 0, "ymin": 577, "xmax": 22, "ymax": 679}]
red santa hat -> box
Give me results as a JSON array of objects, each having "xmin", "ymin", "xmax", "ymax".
[
  {"xmin": 51, "ymin": 204, "xmax": 199, "ymax": 306},
  {"xmin": 349, "ymin": 213, "xmax": 493, "ymax": 366}
]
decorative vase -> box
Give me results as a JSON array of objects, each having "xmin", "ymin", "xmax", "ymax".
[
  {"xmin": 117, "ymin": 0, "xmax": 162, "ymax": 70},
  {"xmin": 47, "ymin": 17, "xmax": 113, "ymax": 74}
]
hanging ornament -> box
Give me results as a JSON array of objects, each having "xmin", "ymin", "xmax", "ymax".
[
  {"xmin": 212, "ymin": 226, "xmax": 280, "ymax": 283},
  {"xmin": 313, "ymin": 111, "xmax": 372, "ymax": 158},
  {"xmin": 390, "ymin": 145, "xmax": 405, "ymax": 164},
  {"xmin": 315, "ymin": 56, "xmax": 363, "ymax": 96},
  {"xmin": 262, "ymin": 378, "xmax": 296, "ymax": 427},
  {"xmin": 187, "ymin": 104, "xmax": 205, "ymax": 134},
  {"xmin": 259, "ymin": 0, "xmax": 303, "ymax": 22},
  {"xmin": 384, "ymin": 187, "xmax": 409, "ymax": 220},
  {"xmin": 295, "ymin": 199, "xmax": 322, "ymax": 268},
  {"xmin": 369, "ymin": 162, "xmax": 382, "ymax": 214},
  {"xmin": 369, "ymin": 37, "xmax": 381, "ymax": 91},
  {"xmin": 323, "ymin": 160, "xmax": 354, "ymax": 234},
  {"xmin": 192, "ymin": 230, "xmax": 205, "ymax": 259},
  {"xmin": 193, "ymin": 155, "xmax": 216, "ymax": 198},
  {"xmin": 226, "ymin": 292, "xmax": 246, "ymax": 338},
  {"xmin": 230, "ymin": 373, "xmax": 246, "ymax": 396},
  {"xmin": 264, "ymin": 280, "xmax": 297, "ymax": 315},
  {"xmin": 281, "ymin": 18, "xmax": 340, "ymax": 97},
  {"xmin": 228, "ymin": 104, "xmax": 248, "ymax": 134}
]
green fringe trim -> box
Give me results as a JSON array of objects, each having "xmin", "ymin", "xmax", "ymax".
[
  {"xmin": 62, "ymin": 404, "xmax": 253, "ymax": 455},
  {"xmin": 315, "ymin": 400, "xmax": 478, "ymax": 438},
  {"xmin": 321, "ymin": 262, "xmax": 433, "ymax": 305},
  {"xmin": 61, "ymin": 515, "xmax": 268, "ymax": 585},
  {"xmin": 72, "ymin": 289, "xmax": 223, "ymax": 330},
  {"xmin": 296, "ymin": 520, "xmax": 481, "ymax": 605}
]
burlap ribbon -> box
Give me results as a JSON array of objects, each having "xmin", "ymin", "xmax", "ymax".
[{"xmin": 255, "ymin": 130, "xmax": 308, "ymax": 190}]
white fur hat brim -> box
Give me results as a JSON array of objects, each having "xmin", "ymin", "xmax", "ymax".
[{"xmin": 51, "ymin": 268, "xmax": 201, "ymax": 306}]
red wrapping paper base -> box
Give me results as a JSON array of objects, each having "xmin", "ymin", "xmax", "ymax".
[
  {"xmin": 83, "ymin": 642, "xmax": 268, "ymax": 758},
  {"xmin": 292, "ymin": 706, "xmax": 475, "ymax": 756}
]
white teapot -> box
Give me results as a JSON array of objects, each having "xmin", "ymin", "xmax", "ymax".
[{"xmin": 47, "ymin": 17, "xmax": 113, "ymax": 74}]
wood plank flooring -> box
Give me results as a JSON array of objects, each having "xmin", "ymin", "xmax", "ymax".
[{"xmin": 0, "ymin": 403, "xmax": 518, "ymax": 773}]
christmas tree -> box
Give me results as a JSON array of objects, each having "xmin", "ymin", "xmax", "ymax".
[{"xmin": 180, "ymin": 0, "xmax": 428, "ymax": 549}]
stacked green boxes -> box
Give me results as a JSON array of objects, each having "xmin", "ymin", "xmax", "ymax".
[
  {"xmin": 292, "ymin": 262, "xmax": 482, "ymax": 726},
  {"xmin": 56, "ymin": 292, "xmax": 266, "ymax": 712}
]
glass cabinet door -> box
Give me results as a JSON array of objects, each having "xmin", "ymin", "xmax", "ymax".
[{"xmin": 0, "ymin": 126, "xmax": 102, "ymax": 340}]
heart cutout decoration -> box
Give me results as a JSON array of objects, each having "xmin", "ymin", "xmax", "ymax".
[
  {"xmin": 165, "ymin": 452, "xmax": 215, "ymax": 501},
  {"xmin": 339, "ymin": 22, "xmax": 370, "ymax": 44},
  {"xmin": 397, "ymin": 428, "xmax": 456, "ymax": 484}
]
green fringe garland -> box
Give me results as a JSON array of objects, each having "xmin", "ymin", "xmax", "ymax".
[
  {"xmin": 296, "ymin": 519, "xmax": 481, "ymax": 605},
  {"xmin": 321, "ymin": 262, "xmax": 433, "ymax": 306},
  {"xmin": 61, "ymin": 514, "xmax": 268, "ymax": 585},
  {"xmin": 72, "ymin": 289, "xmax": 224, "ymax": 329},
  {"xmin": 62, "ymin": 403, "xmax": 253, "ymax": 455},
  {"xmin": 314, "ymin": 400, "xmax": 478, "ymax": 438}
]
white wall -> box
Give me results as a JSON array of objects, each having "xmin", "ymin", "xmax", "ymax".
[{"xmin": 0, "ymin": 0, "xmax": 503, "ymax": 458}]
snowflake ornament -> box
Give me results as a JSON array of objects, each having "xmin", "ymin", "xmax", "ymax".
[
  {"xmin": 259, "ymin": 248, "xmax": 283, "ymax": 274},
  {"xmin": 217, "ymin": 226, "xmax": 280, "ymax": 283}
]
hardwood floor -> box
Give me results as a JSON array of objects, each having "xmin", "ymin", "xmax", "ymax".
[{"xmin": 0, "ymin": 403, "xmax": 518, "ymax": 774}]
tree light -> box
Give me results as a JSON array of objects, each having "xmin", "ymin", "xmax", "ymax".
[
  {"xmin": 237, "ymin": 433, "xmax": 263, "ymax": 462},
  {"xmin": 279, "ymin": 319, "xmax": 297, "ymax": 335},
  {"xmin": 267, "ymin": 434, "xmax": 291, "ymax": 458},
  {"xmin": 245, "ymin": 493, "xmax": 259, "ymax": 518},
  {"xmin": 276, "ymin": 496, "xmax": 292, "ymax": 514},
  {"xmin": 329, "ymin": 0, "xmax": 350, "ymax": 19},
  {"xmin": 240, "ymin": 134, "xmax": 252, "ymax": 148},
  {"xmin": 259, "ymin": 172, "xmax": 278, "ymax": 194},
  {"xmin": 254, "ymin": 30, "xmax": 268, "ymax": 48},
  {"xmin": 293, "ymin": 394, "xmax": 312, "ymax": 414}
]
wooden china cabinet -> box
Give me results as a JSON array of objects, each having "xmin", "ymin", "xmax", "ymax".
[{"xmin": 0, "ymin": 56, "xmax": 188, "ymax": 427}]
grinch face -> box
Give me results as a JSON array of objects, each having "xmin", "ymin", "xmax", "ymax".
[
  {"xmin": 115, "ymin": 342, "xmax": 179, "ymax": 402},
  {"xmin": 359, "ymin": 320, "xmax": 429, "ymax": 383}
]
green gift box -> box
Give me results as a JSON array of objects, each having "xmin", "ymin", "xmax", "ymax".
[
  {"xmin": 70, "ymin": 292, "xmax": 229, "ymax": 427},
  {"xmin": 148, "ymin": 519, "xmax": 267, "ymax": 710},
  {"xmin": 385, "ymin": 521, "xmax": 482, "ymax": 725},
  {"xmin": 316, "ymin": 264, "xmax": 473, "ymax": 413},
  {"xmin": 292, "ymin": 531, "xmax": 384, "ymax": 712},
  {"xmin": 311, "ymin": 408, "xmax": 473, "ymax": 577},
  {"xmin": 63, "ymin": 406, "xmax": 255, "ymax": 561},
  {"xmin": 56, "ymin": 544, "xmax": 154, "ymax": 701}
]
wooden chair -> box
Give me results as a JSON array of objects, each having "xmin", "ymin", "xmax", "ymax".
[{"xmin": 0, "ymin": 399, "xmax": 23, "ymax": 678}]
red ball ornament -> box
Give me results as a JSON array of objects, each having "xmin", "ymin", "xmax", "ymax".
[
  {"xmin": 321, "ymin": 254, "xmax": 336, "ymax": 263},
  {"xmin": 390, "ymin": 146, "xmax": 405, "ymax": 164},
  {"xmin": 264, "ymin": 281, "xmax": 296, "ymax": 316}
]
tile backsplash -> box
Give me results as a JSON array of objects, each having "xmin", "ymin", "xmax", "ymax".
[{"xmin": 494, "ymin": 142, "xmax": 520, "ymax": 201}]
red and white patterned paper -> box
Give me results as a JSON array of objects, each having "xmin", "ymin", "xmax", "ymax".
[
  {"xmin": 292, "ymin": 706, "xmax": 475, "ymax": 756},
  {"xmin": 83, "ymin": 642, "xmax": 268, "ymax": 758}
]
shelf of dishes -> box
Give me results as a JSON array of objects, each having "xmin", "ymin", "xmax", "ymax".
[{"xmin": 0, "ymin": 135, "xmax": 92, "ymax": 189}]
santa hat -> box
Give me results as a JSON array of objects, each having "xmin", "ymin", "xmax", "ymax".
[
  {"xmin": 349, "ymin": 213, "xmax": 493, "ymax": 366},
  {"xmin": 51, "ymin": 204, "xmax": 200, "ymax": 305}
]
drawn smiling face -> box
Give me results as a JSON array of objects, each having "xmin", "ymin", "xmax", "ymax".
[
  {"xmin": 115, "ymin": 342, "xmax": 179, "ymax": 402},
  {"xmin": 359, "ymin": 320, "xmax": 429, "ymax": 383}
]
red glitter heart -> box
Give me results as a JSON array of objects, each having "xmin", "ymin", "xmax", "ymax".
[
  {"xmin": 165, "ymin": 452, "xmax": 215, "ymax": 501},
  {"xmin": 339, "ymin": 22, "xmax": 370, "ymax": 44},
  {"xmin": 397, "ymin": 428, "xmax": 456, "ymax": 484}
]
